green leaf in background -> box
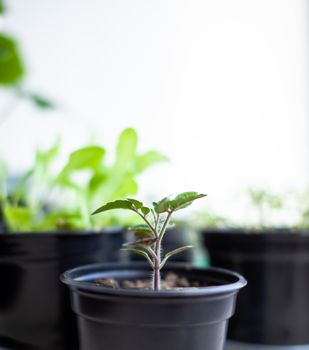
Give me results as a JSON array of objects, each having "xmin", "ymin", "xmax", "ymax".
[
  {"xmin": 102, "ymin": 174, "xmax": 138, "ymax": 200},
  {"xmin": 58, "ymin": 146, "xmax": 106, "ymax": 189},
  {"xmin": 0, "ymin": 33, "xmax": 25, "ymax": 85},
  {"xmin": 35, "ymin": 139, "xmax": 60, "ymax": 170},
  {"xmin": 3, "ymin": 206, "xmax": 34, "ymax": 232},
  {"xmin": 34, "ymin": 212, "xmax": 85, "ymax": 231},
  {"xmin": 0, "ymin": 0, "xmax": 6, "ymax": 15},
  {"xmin": 92, "ymin": 199, "xmax": 134, "ymax": 215},
  {"xmin": 114, "ymin": 128, "xmax": 138, "ymax": 171},
  {"xmin": 63, "ymin": 146, "xmax": 105, "ymax": 173},
  {"xmin": 17, "ymin": 91, "xmax": 55, "ymax": 110},
  {"xmin": 135, "ymin": 150, "xmax": 168, "ymax": 174},
  {"xmin": 28, "ymin": 93, "xmax": 54, "ymax": 109}
]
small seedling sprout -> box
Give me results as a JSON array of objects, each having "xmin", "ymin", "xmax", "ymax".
[{"xmin": 92, "ymin": 191, "xmax": 206, "ymax": 291}]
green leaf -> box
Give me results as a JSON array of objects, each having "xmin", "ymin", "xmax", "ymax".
[
  {"xmin": 88, "ymin": 171, "xmax": 108, "ymax": 194},
  {"xmin": 170, "ymin": 192, "xmax": 207, "ymax": 211},
  {"xmin": 0, "ymin": 0, "xmax": 6, "ymax": 15},
  {"xmin": 127, "ymin": 198, "xmax": 143, "ymax": 209},
  {"xmin": 63, "ymin": 146, "xmax": 105, "ymax": 173},
  {"xmin": 121, "ymin": 248, "xmax": 154, "ymax": 268},
  {"xmin": 160, "ymin": 245, "xmax": 193, "ymax": 269},
  {"xmin": 33, "ymin": 212, "xmax": 84, "ymax": 231},
  {"xmin": 135, "ymin": 150, "xmax": 168, "ymax": 173},
  {"xmin": 0, "ymin": 33, "xmax": 25, "ymax": 85},
  {"xmin": 92, "ymin": 199, "xmax": 134, "ymax": 215},
  {"xmin": 114, "ymin": 128, "xmax": 138, "ymax": 171},
  {"xmin": 154, "ymin": 197, "xmax": 171, "ymax": 213},
  {"xmin": 3, "ymin": 206, "xmax": 34, "ymax": 232},
  {"xmin": 141, "ymin": 206, "xmax": 150, "ymax": 216},
  {"xmin": 35, "ymin": 139, "xmax": 60, "ymax": 168},
  {"xmin": 109, "ymin": 175, "xmax": 138, "ymax": 198},
  {"xmin": 129, "ymin": 224, "xmax": 154, "ymax": 238}
]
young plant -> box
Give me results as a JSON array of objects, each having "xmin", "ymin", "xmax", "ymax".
[{"xmin": 92, "ymin": 192, "xmax": 206, "ymax": 291}]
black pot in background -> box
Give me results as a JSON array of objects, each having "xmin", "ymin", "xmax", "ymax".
[
  {"xmin": 0, "ymin": 228, "xmax": 125, "ymax": 350},
  {"xmin": 61, "ymin": 262, "xmax": 246, "ymax": 350},
  {"xmin": 202, "ymin": 229, "xmax": 309, "ymax": 346},
  {"xmin": 128, "ymin": 227, "xmax": 194, "ymax": 263}
]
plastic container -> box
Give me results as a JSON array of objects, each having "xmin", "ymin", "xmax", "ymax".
[
  {"xmin": 202, "ymin": 229, "xmax": 309, "ymax": 345},
  {"xmin": 62, "ymin": 262, "xmax": 247, "ymax": 350},
  {"xmin": 0, "ymin": 229, "xmax": 125, "ymax": 350}
]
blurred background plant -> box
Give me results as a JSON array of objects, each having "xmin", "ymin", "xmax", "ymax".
[
  {"xmin": 0, "ymin": 0, "xmax": 54, "ymax": 126},
  {"xmin": 191, "ymin": 210, "xmax": 230, "ymax": 230},
  {"xmin": 247, "ymin": 188, "xmax": 285, "ymax": 229},
  {"xmin": 0, "ymin": 128, "xmax": 167, "ymax": 232},
  {"xmin": 290, "ymin": 189, "xmax": 309, "ymax": 231}
]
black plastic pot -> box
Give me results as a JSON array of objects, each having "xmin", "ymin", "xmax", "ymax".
[
  {"xmin": 61, "ymin": 262, "xmax": 246, "ymax": 350},
  {"xmin": 0, "ymin": 228, "xmax": 125, "ymax": 350},
  {"xmin": 202, "ymin": 229, "xmax": 309, "ymax": 346}
]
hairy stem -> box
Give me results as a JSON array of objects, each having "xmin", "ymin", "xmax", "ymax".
[
  {"xmin": 153, "ymin": 238, "xmax": 161, "ymax": 290},
  {"xmin": 152, "ymin": 211, "xmax": 172, "ymax": 290}
]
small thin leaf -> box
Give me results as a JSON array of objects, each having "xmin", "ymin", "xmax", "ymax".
[
  {"xmin": 135, "ymin": 150, "xmax": 168, "ymax": 173},
  {"xmin": 26, "ymin": 93, "xmax": 55, "ymax": 110},
  {"xmin": 121, "ymin": 248, "xmax": 154, "ymax": 268},
  {"xmin": 127, "ymin": 198, "xmax": 143, "ymax": 209},
  {"xmin": 160, "ymin": 245, "xmax": 193, "ymax": 269},
  {"xmin": 92, "ymin": 200, "xmax": 134, "ymax": 215}
]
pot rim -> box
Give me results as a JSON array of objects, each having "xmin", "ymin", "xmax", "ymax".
[{"xmin": 61, "ymin": 262, "xmax": 247, "ymax": 298}]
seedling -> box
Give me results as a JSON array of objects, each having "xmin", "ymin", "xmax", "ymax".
[{"xmin": 92, "ymin": 192, "xmax": 206, "ymax": 291}]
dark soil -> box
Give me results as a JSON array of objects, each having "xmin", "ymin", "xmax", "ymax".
[{"xmin": 95, "ymin": 272, "xmax": 205, "ymax": 290}]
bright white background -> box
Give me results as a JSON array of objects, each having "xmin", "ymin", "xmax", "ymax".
[{"xmin": 0, "ymin": 0, "xmax": 308, "ymax": 222}]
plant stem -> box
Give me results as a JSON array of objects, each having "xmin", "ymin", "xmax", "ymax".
[
  {"xmin": 152, "ymin": 211, "xmax": 172, "ymax": 291},
  {"xmin": 153, "ymin": 264, "xmax": 161, "ymax": 290},
  {"xmin": 153, "ymin": 238, "xmax": 161, "ymax": 291}
]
